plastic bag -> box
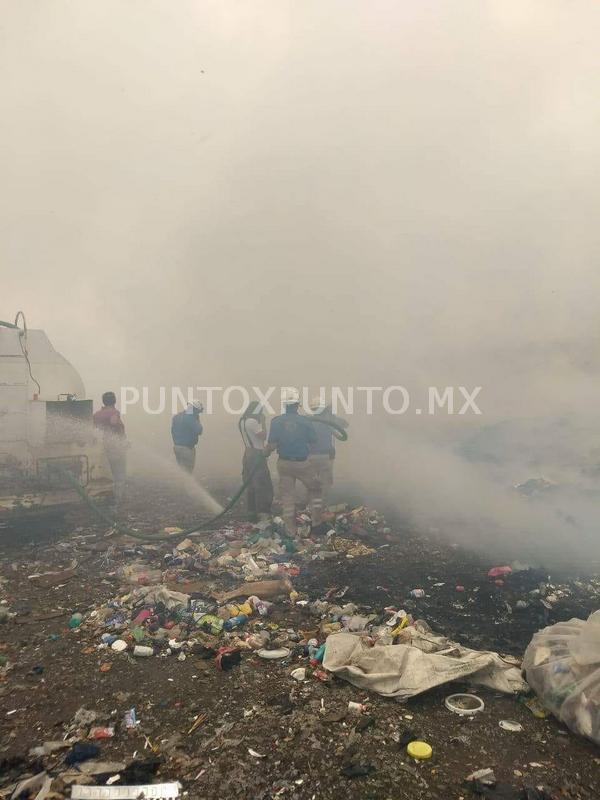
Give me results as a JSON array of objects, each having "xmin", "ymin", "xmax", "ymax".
[
  {"xmin": 522, "ymin": 610, "xmax": 600, "ymax": 743},
  {"xmin": 119, "ymin": 562, "xmax": 163, "ymax": 586}
]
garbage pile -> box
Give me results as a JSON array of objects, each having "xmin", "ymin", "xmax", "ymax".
[
  {"xmin": 2, "ymin": 494, "xmax": 598, "ymax": 799},
  {"xmin": 67, "ymin": 506, "xmax": 387, "ymax": 672},
  {"xmin": 77, "ymin": 543, "xmax": 527, "ymax": 703}
]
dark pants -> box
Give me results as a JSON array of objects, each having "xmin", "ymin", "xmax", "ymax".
[
  {"xmin": 243, "ymin": 448, "xmax": 273, "ymax": 518},
  {"xmin": 174, "ymin": 445, "xmax": 196, "ymax": 473}
]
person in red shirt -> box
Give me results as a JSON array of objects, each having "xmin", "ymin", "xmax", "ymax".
[{"xmin": 93, "ymin": 391, "xmax": 127, "ymax": 508}]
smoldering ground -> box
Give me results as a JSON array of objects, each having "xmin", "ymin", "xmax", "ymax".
[{"xmin": 2, "ymin": 1, "xmax": 600, "ymax": 564}]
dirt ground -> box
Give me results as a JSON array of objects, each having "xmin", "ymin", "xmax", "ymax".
[{"xmin": 1, "ymin": 480, "xmax": 599, "ymax": 800}]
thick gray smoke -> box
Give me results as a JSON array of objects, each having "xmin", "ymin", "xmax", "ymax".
[{"xmin": 2, "ymin": 1, "xmax": 600, "ymax": 564}]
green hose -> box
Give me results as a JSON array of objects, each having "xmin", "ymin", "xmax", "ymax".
[
  {"xmin": 57, "ymin": 454, "xmax": 268, "ymax": 543},
  {"xmin": 60, "ymin": 415, "xmax": 348, "ymax": 543}
]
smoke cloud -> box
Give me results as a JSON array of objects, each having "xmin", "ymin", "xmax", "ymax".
[{"xmin": 2, "ymin": 1, "xmax": 600, "ymax": 564}]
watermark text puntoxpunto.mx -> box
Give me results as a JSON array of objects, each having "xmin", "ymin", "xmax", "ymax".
[{"xmin": 119, "ymin": 386, "xmax": 482, "ymax": 416}]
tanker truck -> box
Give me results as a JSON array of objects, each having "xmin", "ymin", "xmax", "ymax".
[{"xmin": 0, "ymin": 312, "xmax": 113, "ymax": 526}]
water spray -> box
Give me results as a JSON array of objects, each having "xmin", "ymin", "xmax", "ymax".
[{"xmin": 59, "ymin": 415, "xmax": 348, "ymax": 543}]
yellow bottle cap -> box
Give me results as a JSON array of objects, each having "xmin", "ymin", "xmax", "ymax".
[{"xmin": 407, "ymin": 741, "xmax": 432, "ymax": 760}]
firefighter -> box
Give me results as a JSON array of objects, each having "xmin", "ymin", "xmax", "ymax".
[
  {"xmin": 239, "ymin": 401, "xmax": 273, "ymax": 521},
  {"xmin": 171, "ymin": 399, "xmax": 203, "ymax": 473},
  {"xmin": 308, "ymin": 396, "xmax": 348, "ymax": 504},
  {"xmin": 264, "ymin": 388, "xmax": 322, "ymax": 535},
  {"xmin": 93, "ymin": 391, "xmax": 128, "ymax": 507}
]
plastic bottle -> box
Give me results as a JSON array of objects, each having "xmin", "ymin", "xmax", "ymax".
[
  {"xmin": 133, "ymin": 645, "xmax": 154, "ymax": 657},
  {"xmin": 248, "ymin": 596, "xmax": 273, "ymax": 616},
  {"xmin": 223, "ymin": 614, "xmax": 249, "ymax": 631},
  {"xmin": 124, "ymin": 708, "xmax": 137, "ymax": 728}
]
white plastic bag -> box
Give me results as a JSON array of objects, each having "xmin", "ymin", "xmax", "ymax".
[
  {"xmin": 522, "ymin": 610, "xmax": 600, "ymax": 743},
  {"xmin": 323, "ymin": 626, "xmax": 525, "ymax": 699}
]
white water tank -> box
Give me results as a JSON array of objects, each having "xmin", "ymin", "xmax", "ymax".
[{"xmin": 0, "ymin": 325, "xmax": 85, "ymax": 456}]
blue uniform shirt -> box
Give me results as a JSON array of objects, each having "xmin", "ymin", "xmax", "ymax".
[
  {"xmin": 268, "ymin": 410, "xmax": 316, "ymax": 461},
  {"xmin": 171, "ymin": 411, "xmax": 203, "ymax": 447}
]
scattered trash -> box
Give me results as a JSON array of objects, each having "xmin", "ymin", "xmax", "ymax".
[
  {"xmin": 520, "ymin": 695, "xmax": 549, "ymax": 719},
  {"xmin": 499, "ymin": 719, "xmax": 523, "ymax": 732},
  {"xmin": 323, "ymin": 627, "xmax": 526, "ymax": 699},
  {"xmin": 8, "ymin": 771, "xmax": 52, "ymax": 800},
  {"xmin": 0, "ymin": 497, "xmax": 588, "ymax": 797},
  {"xmin": 256, "ymin": 647, "xmax": 290, "ymax": 659},
  {"xmin": 187, "ymin": 712, "xmax": 208, "ymax": 735},
  {"xmin": 523, "ymin": 610, "xmax": 600, "ymax": 743},
  {"xmin": 69, "ymin": 708, "xmax": 99, "ymax": 733},
  {"xmin": 466, "ymin": 768, "xmax": 496, "ymax": 785},
  {"xmin": 76, "ymin": 760, "xmax": 128, "ymax": 775},
  {"xmin": 116, "ymin": 756, "xmax": 161, "ymax": 784},
  {"xmin": 406, "ymin": 740, "xmax": 432, "ymax": 760},
  {"xmin": 347, "ymin": 701, "xmax": 367, "ymax": 714},
  {"xmin": 487, "ymin": 566, "xmax": 512, "ymax": 579},
  {"xmin": 71, "ymin": 785, "xmax": 181, "ymax": 799},
  {"xmin": 215, "ymin": 646, "xmax": 241, "ymax": 671},
  {"xmin": 120, "ymin": 563, "xmax": 163, "ymax": 586},
  {"xmin": 133, "ymin": 645, "xmax": 154, "ymax": 657},
  {"xmin": 444, "ymin": 693, "xmax": 485, "ymax": 716},
  {"xmin": 124, "ymin": 708, "xmax": 138, "ymax": 729},
  {"xmin": 216, "ymin": 578, "xmax": 292, "ymax": 603},
  {"xmin": 64, "ymin": 741, "xmax": 101, "ymax": 765},
  {"xmin": 89, "ymin": 726, "xmax": 115, "ymax": 739},
  {"xmin": 28, "ymin": 564, "xmax": 77, "ymax": 588},
  {"xmin": 29, "ymin": 740, "xmax": 73, "ymax": 757}
]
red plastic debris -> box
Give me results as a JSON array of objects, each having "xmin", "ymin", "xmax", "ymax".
[{"xmin": 487, "ymin": 566, "xmax": 512, "ymax": 579}]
